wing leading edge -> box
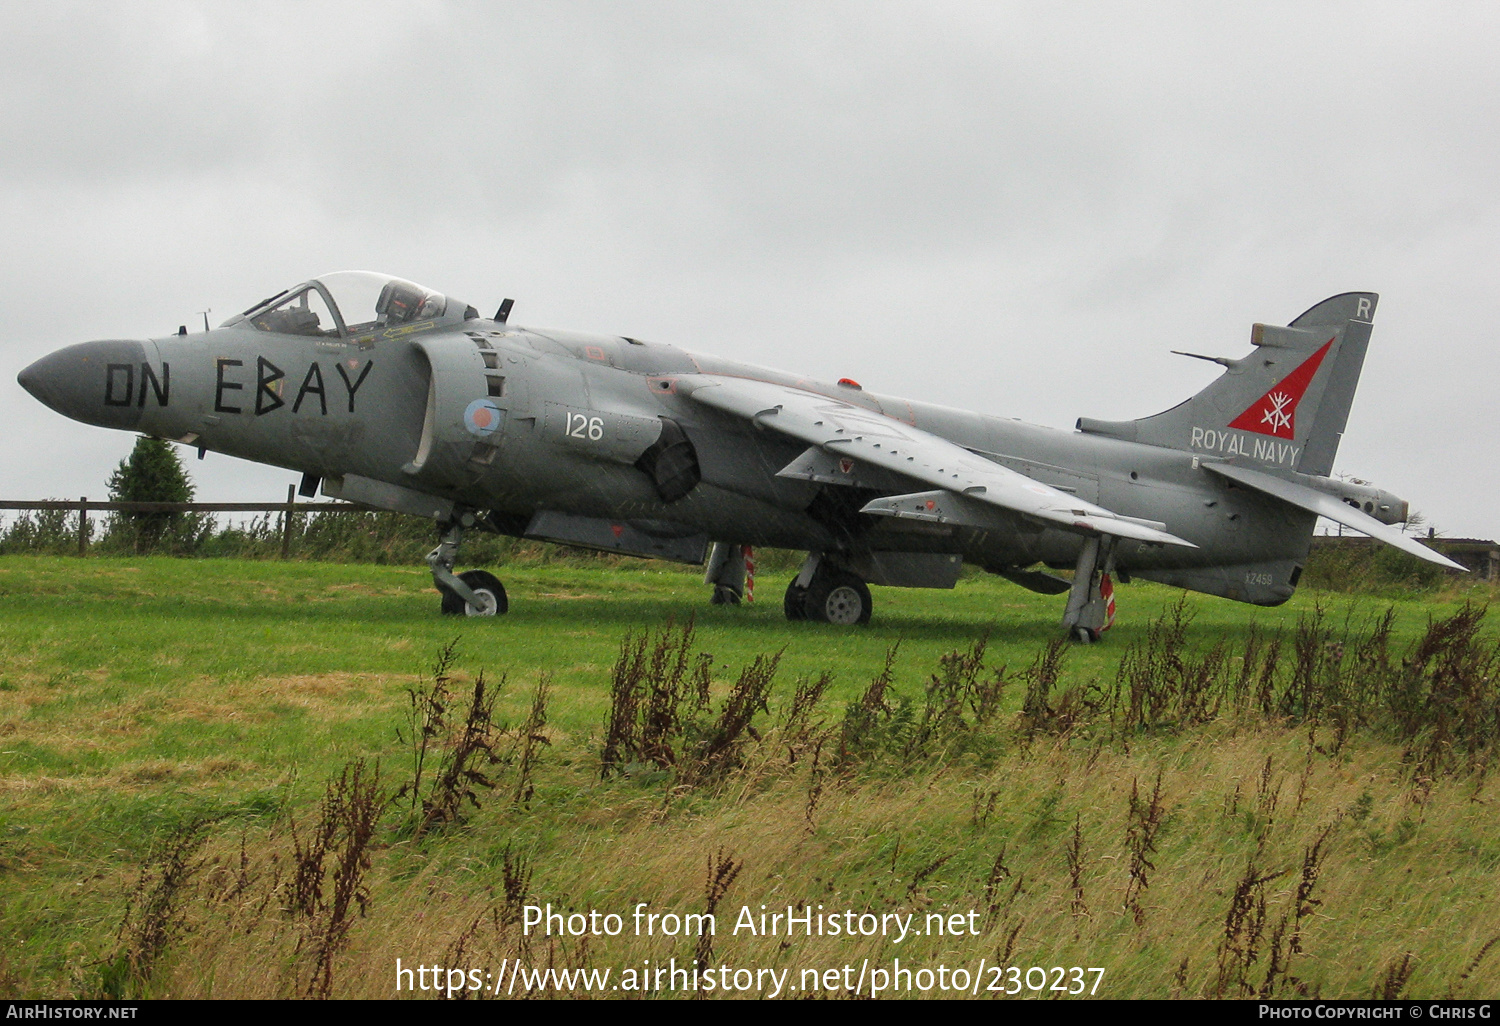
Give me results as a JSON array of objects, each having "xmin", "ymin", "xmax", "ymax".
[{"xmin": 680, "ymin": 375, "xmax": 1196, "ymax": 548}]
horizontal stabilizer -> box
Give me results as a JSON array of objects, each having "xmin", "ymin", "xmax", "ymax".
[{"xmin": 1204, "ymin": 462, "xmax": 1464, "ymax": 571}]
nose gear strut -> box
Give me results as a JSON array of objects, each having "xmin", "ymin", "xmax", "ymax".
[{"xmin": 427, "ymin": 510, "xmax": 508, "ymax": 616}]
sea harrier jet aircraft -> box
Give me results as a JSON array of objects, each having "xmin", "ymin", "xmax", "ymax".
[{"xmin": 18, "ymin": 273, "xmax": 1459, "ymax": 638}]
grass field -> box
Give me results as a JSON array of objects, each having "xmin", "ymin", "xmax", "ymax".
[{"xmin": 1, "ymin": 555, "xmax": 1497, "ymax": 999}]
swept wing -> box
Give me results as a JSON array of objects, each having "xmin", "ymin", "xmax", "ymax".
[{"xmin": 680, "ymin": 375, "xmax": 1195, "ymax": 548}]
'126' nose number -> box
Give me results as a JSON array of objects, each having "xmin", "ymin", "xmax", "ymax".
[{"xmin": 565, "ymin": 411, "xmax": 604, "ymax": 441}]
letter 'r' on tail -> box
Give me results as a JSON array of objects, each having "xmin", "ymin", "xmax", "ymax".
[{"xmin": 1076, "ymin": 293, "xmax": 1377, "ymax": 477}]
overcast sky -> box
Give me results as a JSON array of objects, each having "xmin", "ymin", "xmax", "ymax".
[{"xmin": 3, "ymin": 2, "xmax": 1497, "ymax": 538}]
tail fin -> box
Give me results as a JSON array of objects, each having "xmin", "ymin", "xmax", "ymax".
[{"xmin": 1077, "ymin": 293, "xmax": 1376, "ymax": 476}]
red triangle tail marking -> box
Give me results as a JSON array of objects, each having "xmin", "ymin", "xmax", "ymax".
[{"xmin": 1227, "ymin": 338, "xmax": 1335, "ymax": 439}]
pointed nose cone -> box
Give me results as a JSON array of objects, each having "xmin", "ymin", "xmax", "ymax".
[
  {"xmin": 18, "ymin": 339, "xmax": 149, "ymax": 430},
  {"xmin": 16, "ymin": 360, "xmax": 43, "ymax": 401}
]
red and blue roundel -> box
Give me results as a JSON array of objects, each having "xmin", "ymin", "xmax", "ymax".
[{"xmin": 464, "ymin": 398, "xmax": 502, "ymax": 437}]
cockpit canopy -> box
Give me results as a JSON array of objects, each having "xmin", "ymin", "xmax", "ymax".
[{"xmin": 225, "ymin": 271, "xmax": 471, "ymax": 337}]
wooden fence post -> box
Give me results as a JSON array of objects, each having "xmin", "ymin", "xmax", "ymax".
[
  {"xmin": 280, "ymin": 484, "xmax": 296, "ymax": 559},
  {"xmin": 77, "ymin": 497, "xmax": 88, "ymax": 557}
]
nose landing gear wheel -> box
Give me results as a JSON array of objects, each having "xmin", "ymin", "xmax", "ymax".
[
  {"xmin": 805, "ymin": 569, "xmax": 872, "ymax": 626},
  {"xmin": 441, "ymin": 569, "xmax": 508, "ymax": 617}
]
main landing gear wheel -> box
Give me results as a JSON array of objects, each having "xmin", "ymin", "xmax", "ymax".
[
  {"xmin": 441, "ymin": 569, "xmax": 508, "ymax": 617},
  {"xmin": 804, "ymin": 569, "xmax": 872, "ymax": 626}
]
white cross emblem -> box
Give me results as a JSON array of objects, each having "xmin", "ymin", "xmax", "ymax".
[{"xmin": 1260, "ymin": 390, "xmax": 1293, "ymax": 432}]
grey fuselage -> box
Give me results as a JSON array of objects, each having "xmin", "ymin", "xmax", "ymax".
[{"xmin": 22, "ymin": 308, "xmax": 1316, "ymax": 606}]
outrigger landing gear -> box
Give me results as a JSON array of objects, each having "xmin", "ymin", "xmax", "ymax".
[
  {"xmin": 428, "ymin": 513, "xmax": 508, "ymax": 617},
  {"xmin": 784, "ymin": 553, "xmax": 872, "ymax": 626},
  {"xmin": 1061, "ymin": 536, "xmax": 1115, "ymax": 642},
  {"xmin": 704, "ymin": 541, "xmax": 748, "ymax": 606}
]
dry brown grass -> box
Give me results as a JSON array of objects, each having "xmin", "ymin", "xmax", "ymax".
[
  {"xmin": 90, "ymin": 716, "xmax": 1500, "ymax": 999},
  {"xmin": 11, "ymin": 594, "xmax": 1500, "ymax": 999}
]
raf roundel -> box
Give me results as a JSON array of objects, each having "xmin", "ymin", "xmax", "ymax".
[{"xmin": 464, "ymin": 398, "xmax": 502, "ymax": 437}]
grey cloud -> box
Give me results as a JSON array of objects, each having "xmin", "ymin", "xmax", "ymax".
[{"xmin": 2, "ymin": 2, "xmax": 1497, "ymax": 536}]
